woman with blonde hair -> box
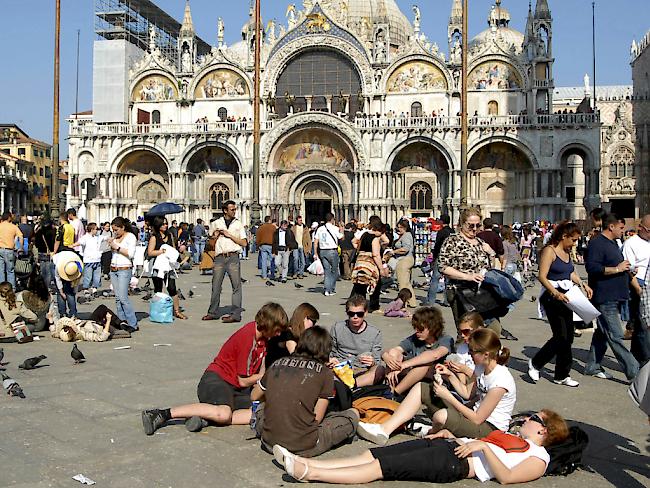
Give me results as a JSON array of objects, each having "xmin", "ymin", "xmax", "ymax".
[
  {"xmin": 0, "ymin": 282, "xmax": 37, "ymax": 342},
  {"xmin": 265, "ymin": 302, "xmax": 320, "ymax": 367}
]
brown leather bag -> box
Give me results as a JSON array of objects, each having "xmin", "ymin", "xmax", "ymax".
[{"xmin": 352, "ymin": 396, "xmax": 400, "ymax": 424}]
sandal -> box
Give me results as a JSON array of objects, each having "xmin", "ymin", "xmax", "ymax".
[{"xmin": 174, "ymin": 310, "xmax": 188, "ymax": 320}]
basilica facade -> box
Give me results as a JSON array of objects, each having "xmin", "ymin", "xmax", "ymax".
[{"xmin": 68, "ymin": 0, "xmax": 603, "ymax": 226}]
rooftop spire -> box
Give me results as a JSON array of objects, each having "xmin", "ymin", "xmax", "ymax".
[
  {"xmin": 449, "ymin": 0, "xmax": 463, "ymax": 27},
  {"xmin": 180, "ymin": 0, "xmax": 195, "ymax": 37},
  {"xmin": 534, "ymin": 0, "xmax": 552, "ymax": 20}
]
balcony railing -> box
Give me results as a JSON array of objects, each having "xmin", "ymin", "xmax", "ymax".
[
  {"xmin": 69, "ymin": 113, "xmax": 599, "ymax": 137},
  {"xmin": 0, "ymin": 166, "xmax": 28, "ymax": 182}
]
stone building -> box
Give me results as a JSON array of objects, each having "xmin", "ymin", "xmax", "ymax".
[
  {"xmin": 631, "ymin": 29, "xmax": 650, "ymax": 216},
  {"xmin": 0, "ymin": 124, "xmax": 51, "ymax": 214},
  {"xmin": 68, "ymin": 0, "xmax": 601, "ymax": 225}
]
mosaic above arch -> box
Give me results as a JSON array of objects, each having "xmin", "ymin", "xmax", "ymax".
[
  {"xmin": 274, "ymin": 129, "xmax": 354, "ymax": 173},
  {"xmin": 468, "ymin": 61, "xmax": 522, "ymax": 90},
  {"xmin": 132, "ymin": 75, "xmax": 177, "ymax": 102},
  {"xmin": 392, "ymin": 142, "xmax": 448, "ymax": 173},
  {"xmin": 387, "ymin": 61, "xmax": 447, "ymax": 93},
  {"xmin": 194, "ymin": 69, "xmax": 249, "ymax": 99}
]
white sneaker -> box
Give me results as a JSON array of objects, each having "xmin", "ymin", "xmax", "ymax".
[
  {"xmin": 324, "ymin": 291, "xmax": 333, "ymax": 296},
  {"xmin": 553, "ymin": 377, "xmax": 579, "ymax": 387},
  {"xmin": 527, "ymin": 359, "xmax": 540, "ymax": 382},
  {"xmin": 357, "ymin": 422, "xmax": 389, "ymax": 446}
]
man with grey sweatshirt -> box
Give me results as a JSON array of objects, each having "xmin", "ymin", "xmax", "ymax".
[{"xmin": 329, "ymin": 295, "xmax": 383, "ymax": 376}]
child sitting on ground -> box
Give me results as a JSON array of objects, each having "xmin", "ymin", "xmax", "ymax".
[
  {"xmin": 382, "ymin": 289, "xmax": 412, "ymax": 318},
  {"xmin": 141, "ymin": 302, "xmax": 289, "ymax": 435},
  {"xmin": 329, "ymin": 295, "xmax": 383, "ymax": 384},
  {"xmin": 356, "ymin": 306, "xmax": 453, "ymax": 395},
  {"xmin": 252, "ymin": 326, "xmax": 359, "ymax": 457}
]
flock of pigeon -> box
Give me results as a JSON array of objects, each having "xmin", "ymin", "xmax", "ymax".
[{"xmin": 0, "ymin": 344, "xmax": 85, "ymax": 399}]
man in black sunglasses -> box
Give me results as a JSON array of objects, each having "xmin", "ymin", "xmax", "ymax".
[{"xmin": 329, "ymin": 295, "xmax": 383, "ymax": 383}]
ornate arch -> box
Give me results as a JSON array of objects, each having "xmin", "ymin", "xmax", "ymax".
[
  {"xmin": 385, "ymin": 136, "xmax": 457, "ymax": 172},
  {"xmin": 263, "ymin": 36, "xmax": 373, "ymax": 95},
  {"xmin": 382, "ymin": 54, "xmax": 453, "ymax": 93},
  {"xmin": 557, "ymin": 141, "xmax": 597, "ymax": 170},
  {"xmin": 261, "ymin": 112, "xmax": 367, "ymax": 171},
  {"xmin": 287, "ymin": 169, "xmax": 346, "ymax": 206},
  {"xmin": 76, "ymin": 149, "xmax": 96, "ymax": 175},
  {"xmin": 110, "ymin": 144, "xmax": 171, "ymax": 174},
  {"xmin": 190, "ymin": 63, "xmax": 253, "ymax": 99},
  {"xmin": 467, "ymin": 55, "xmax": 527, "ymax": 91},
  {"xmin": 130, "ymin": 70, "xmax": 178, "ymax": 102},
  {"xmin": 179, "ymin": 140, "xmax": 244, "ymax": 173},
  {"xmin": 468, "ymin": 136, "xmax": 538, "ymax": 170}
]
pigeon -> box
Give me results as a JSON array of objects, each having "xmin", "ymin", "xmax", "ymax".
[
  {"xmin": 18, "ymin": 355, "xmax": 47, "ymax": 370},
  {"xmin": 71, "ymin": 344, "xmax": 86, "ymax": 364},
  {"xmin": 141, "ymin": 291, "xmax": 153, "ymax": 301},
  {"xmin": 143, "ymin": 281, "xmax": 151, "ymax": 290},
  {"xmin": 241, "ymin": 277, "xmax": 248, "ymax": 283},
  {"xmin": 265, "ymin": 280, "xmax": 275, "ymax": 287},
  {"xmin": 294, "ymin": 283, "xmax": 304, "ymax": 289},
  {"xmin": 188, "ymin": 290, "xmax": 194, "ymax": 298},
  {"xmin": 0, "ymin": 347, "xmax": 4, "ymax": 364},
  {"xmin": 2, "ymin": 373, "xmax": 25, "ymax": 398},
  {"xmin": 178, "ymin": 290, "xmax": 186, "ymax": 300}
]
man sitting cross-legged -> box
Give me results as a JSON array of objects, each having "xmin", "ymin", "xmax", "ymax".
[
  {"xmin": 355, "ymin": 306, "xmax": 453, "ymax": 396},
  {"xmin": 141, "ymin": 303, "xmax": 289, "ymax": 435}
]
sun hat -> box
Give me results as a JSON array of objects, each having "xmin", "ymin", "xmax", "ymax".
[{"xmin": 55, "ymin": 251, "xmax": 84, "ymax": 282}]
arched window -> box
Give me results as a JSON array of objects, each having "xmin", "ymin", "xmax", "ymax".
[
  {"xmin": 210, "ymin": 183, "xmax": 230, "ymax": 212},
  {"xmin": 217, "ymin": 107, "xmax": 228, "ymax": 122},
  {"xmin": 610, "ymin": 146, "xmax": 635, "ymax": 178},
  {"xmin": 410, "ymin": 102, "xmax": 423, "ymax": 118},
  {"xmin": 409, "ymin": 182, "xmax": 433, "ymax": 210},
  {"xmin": 488, "ymin": 100, "xmax": 499, "ymax": 115},
  {"xmin": 151, "ymin": 110, "xmax": 161, "ymax": 124}
]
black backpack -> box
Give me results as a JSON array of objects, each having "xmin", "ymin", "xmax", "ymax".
[{"xmin": 545, "ymin": 426, "xmax": 589, "ymax": 476}]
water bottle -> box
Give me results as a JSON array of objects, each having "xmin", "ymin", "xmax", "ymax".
[{"xmin": 250, "ymin": 400, "xmax": 260, "ymax": 431}]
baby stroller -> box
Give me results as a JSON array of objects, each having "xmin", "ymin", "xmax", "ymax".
[{"xmin": 14, "ymin": 254, "xmax": 34, "ymax": 292}]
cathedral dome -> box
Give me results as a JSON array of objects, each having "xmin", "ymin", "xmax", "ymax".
[
  {"xmin": 330, "ymin": 0, "xmax": 414, "ymax": 47},
  {"xmin": 470, "ymin": 27, "xmax": 524, "ymax": 50}
]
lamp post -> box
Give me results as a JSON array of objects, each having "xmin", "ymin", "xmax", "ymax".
[
  {"xmin": 250, "ymin": 0, "xmax": 262, "ymax": 226},
  {"xmin": 51, "ymin": 0, "xmax": 61, "ymax": 216},
  {"xmin": 459, "ymin": 0, "xmax": 469, "ymax": 209}
]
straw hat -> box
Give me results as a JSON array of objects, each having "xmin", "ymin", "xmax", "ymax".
[{"xmin": 56, "ymin": 251, "xmax": 84, "ymax": 282}]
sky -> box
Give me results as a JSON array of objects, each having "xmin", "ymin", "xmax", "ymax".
[{"xmin": 0, "ymin": 0, "xmax": 647, "ymax": 151}]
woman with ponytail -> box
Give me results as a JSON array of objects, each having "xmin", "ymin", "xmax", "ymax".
[{"xmin": 358, "ymin": 328, "xmax": 516, "ymax": 443}]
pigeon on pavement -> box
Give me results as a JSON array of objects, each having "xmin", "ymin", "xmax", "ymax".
[
  {"xmin": 266, "ymin": 280, "xmax": 275, "ymax": 287},
  {"xmin": 71, "ymin": 344, "xmax": 86, "ymax": 364},
  {"xmin": 294, "ymin": 283, "xmax": 304, "ymax": 289},
  {"xmin": 188, "ymin": 290, "xmax": 194, "ymax": 298},
  {"xmin": 2, "ymin": 373, "xmax": 25, "ymax": 398},
  {"xmin": 18, "ymin": 355, "xmax": 47, "ymax": 370}
]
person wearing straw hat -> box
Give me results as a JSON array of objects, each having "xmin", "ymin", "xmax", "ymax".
[{"xmin": 52, "ymin": 250, "xmax": 84, "ymax": 318}]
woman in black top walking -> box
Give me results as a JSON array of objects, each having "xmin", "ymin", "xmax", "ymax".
[
  {"xmin": 147, "ymin": 216, "xmax": 186, "ymax": 320},
  {"xmin": 528, "ymin": 221, "xmax": 592, "ymax": 387}
]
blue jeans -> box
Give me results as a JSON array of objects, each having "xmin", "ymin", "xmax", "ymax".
[
  {"xmin": 320, "ymin": 249, "xmax": 339, "ymax": 293},
  {"xmin": 57, "ymin": 280, "xmax": 77, "ymax": 317},
  {"xmin": 426, "ymin": 261, "xmax": 446, "ymax": 305},
  {"xmin": 194, "ymin": 239, "xmax": 206, "ymax": 264},
  {"xmin": 39, "ymin": 255, "xmax": 55, "ymax": 290},
  {"xmin": 110, "ymin": 268, "xmax": 138, "ymax": 330},
  {"xmin": 293, "ymin": 248, "xmax": 306, "ymax": 277},
  {"xmin": 260, "ymin": 244, "xmax": 275, "ymax": 279},
  {"xmin": 82, "ymin": 262, "xmax": 102, "ymax": 290},
  {"xmin": 586, "ymin": 301, "xmax": 639, "ymax": 380},
  {"xmin": 0, "ymin": 248, "xmax": 16, "ymax": 288},
  {"xmin": 629, "ymin": 279, "xmax": 650, "ymax": 365}
]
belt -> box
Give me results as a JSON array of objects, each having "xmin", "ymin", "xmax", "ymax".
[
  {"xmin": 111, "ymin": 266, "xmax": 131, "ymax": 271},
  {"xmin": 215, "ymin": 251, "xmax": 239, "ymax": 258},
  {"xmin": 0, "ymin": 247, "xmax": 14, "ymax": 250},
  {"xmin": 278, "ymin": 246, "xmax": 287, "ymax": 251}
]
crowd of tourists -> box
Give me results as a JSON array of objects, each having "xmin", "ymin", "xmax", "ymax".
[{"xmin": 2, "ymin": 201, "xmax": 649, "ymax": 485}]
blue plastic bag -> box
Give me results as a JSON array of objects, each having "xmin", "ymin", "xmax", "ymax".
[{"xmin": 149, "ymin": 293, "xmax": 173, "ymax": 324}]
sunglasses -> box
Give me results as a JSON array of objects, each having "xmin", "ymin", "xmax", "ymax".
[
  {"xmin": 346, "ymin": 311, "xmax": 365, "ymax": 318},
  {"xmin": 528, "ymin": 413, "xmax": 546, "ymax": 427},
  {"xmin": 307, "ymin": 317, "xmax": 318, "ymax": 325},
  {"xmin": 466, "ymin": 223, "xmax": 481, "ymax": 229},
  {"xmin": 459, "ymin": 328, "xmax": 472, "ymax": 336}
]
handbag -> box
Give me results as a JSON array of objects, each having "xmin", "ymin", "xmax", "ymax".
[
  {"xmin": 453, "ymin": 283, "xmax": 507, "ymax": 319},
  {"xmin": 149, "ymin": 293, "xmax": 173, "ymax": 324}
]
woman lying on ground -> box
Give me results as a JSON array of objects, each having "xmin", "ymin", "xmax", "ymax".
[
  {"xmin": 357, "ymin": 328, "xmax": 515, "ymax": 444},
  {"xmin": 273, "ymin": 409, "xmax": 569, "ymax": 484}
]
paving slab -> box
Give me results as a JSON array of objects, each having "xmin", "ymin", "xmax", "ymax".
[{"xmin": 0, "ymin": 259, "xmax": 648, "ymax": 487}]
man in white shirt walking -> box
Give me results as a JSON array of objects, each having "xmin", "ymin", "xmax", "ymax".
[
  {"xmin": 203, "ymin": 200, "xmax": 248, "ymax": 323},
  {"xmin": 623, "ymin": 214, "xmax": 650, "ymax": 364},
  {"xmin": 313, "ymin": 213, "xmax": 343, "ymax": 296}
]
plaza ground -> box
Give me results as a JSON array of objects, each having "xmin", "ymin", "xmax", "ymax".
[{"xmin": 0, "ymin": 259, "xmax": 648, "ymax": 487}]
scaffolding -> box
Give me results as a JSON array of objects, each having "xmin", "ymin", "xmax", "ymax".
[{"xmin": 94, "ymin": 0, "xmax": 211, "ymax": 65}]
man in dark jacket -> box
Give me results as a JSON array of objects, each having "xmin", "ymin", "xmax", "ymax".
[
  {"xmin": 426, "ymin": 214, "xmax": 453, "ymax": 305},
  {"xmin": 272, "ymin": 220, "xmax": 297, "ymax": 283}
]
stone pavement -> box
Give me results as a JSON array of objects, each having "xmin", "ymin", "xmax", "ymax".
[{"xmin": 0, "ymin": 258, "xmax": 648, "ymax": 488}]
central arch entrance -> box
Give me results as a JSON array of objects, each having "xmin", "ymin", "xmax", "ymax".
[
  {"xmin": 289, "ymin": 171, "xmax": 345, "ymax": 226},
  {"xmin": 115, "ymin": 149, "xmax": 169, "ymax": 216}
]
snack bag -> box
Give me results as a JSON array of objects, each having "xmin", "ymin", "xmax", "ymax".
[{"xmin": 333, "ymin": 360, "xmax": 355, "ymax": 388}]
